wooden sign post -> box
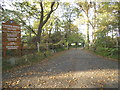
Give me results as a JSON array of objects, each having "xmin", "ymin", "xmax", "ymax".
[{"xmin": 2, "ymin": 20, "xmax": 21, "ymax": 57}]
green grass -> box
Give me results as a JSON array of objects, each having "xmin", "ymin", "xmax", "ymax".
[
  {"xmin": 2, "ymin": 48, "xmax": 66, "ymax": 72},
  {"xmin": 96, "ymin": 50, "xmax": 119, "ymax": 60},
  {"xmin": 2, "ymin": 61, "xmax": 14, "ymax": 71},
  {"xmin": 90, "ymin": 47, "xmax": 119, "ymax": 60},
  {"xmin": 56, "ymin": 47, "xmax": 66, "ymax": 52},
  {"xmin": 2, "ymin": 50, "xmax": 53, "ymax": 72}
]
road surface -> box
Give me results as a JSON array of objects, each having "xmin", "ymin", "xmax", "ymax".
[{"xmin": 3, "ymin": 48, "xmax": 119, "ymax": 88}]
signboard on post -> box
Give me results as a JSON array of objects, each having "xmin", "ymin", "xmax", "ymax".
[{"xmin": 2, "ymin": 20, "xmax": 21, "ymax": 57}]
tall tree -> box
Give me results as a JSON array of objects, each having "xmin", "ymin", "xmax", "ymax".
[
  {"xmin": 36, "ymin": 1, "xmax": 59, "ymax": 44},
  {"xmin": 93, "ymin": 2, "xmax": 119, "ymax": 49},
  {"xmin": 61, "ymin": 2, "xmax": 81, "ymax": 48},
  {"xmin": 77, "ymin": 2, "xmax": 93, "ymax": 49},
  {"xmin": 4, "ymin": 1, "xmax": 59, "ymax": 51}
]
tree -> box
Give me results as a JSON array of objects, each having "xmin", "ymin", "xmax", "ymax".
[
  {"xmin": 60, "ymin": 2, "xmax": 81, "ymax": 49},
  {"xmin": 77, "ymin": 1, "xmax": 93, "ymax": 49},
  {"xmin": 36, "ymin": 1, "xmax": 59, "ymax": 45},
  {"xmin": 67, "ymin": 24, "xmax": 84, "ymax": 44},
  {"xmin": 4, "ymin": 1, "xmax": 59, "ymax": 51}
]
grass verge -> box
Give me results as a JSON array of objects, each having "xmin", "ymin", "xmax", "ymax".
[
  {"xmin": 2, "ymin": 48, "xmax": 67, "ymax": 72},
  {"xmin": 2, "ymin": 50, "xmax": 52, "ymax": 72},
  {"xmin": 88, "ymin": 47, "xmax": 119, "ymax": 61}
]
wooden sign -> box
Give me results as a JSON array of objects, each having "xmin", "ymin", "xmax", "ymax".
[{"xmin": 2, "ymin": 20, "xmax": 21, "ymax": 57}]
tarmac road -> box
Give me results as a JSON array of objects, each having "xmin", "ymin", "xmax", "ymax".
[{"xmin": 3, "ymin": 48, "xmax": 119, "ymax": 88}]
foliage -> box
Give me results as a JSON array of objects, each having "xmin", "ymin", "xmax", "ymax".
[
  {"xmin": 94, "ymin": 36, "xmax": 117, "ymax": 48},
  {"xmin": 3, "ymin": 50, "xmax": 52, "ymax": 71},
  {"xmin": 94, "ymin": 47, "xmax": 119, "ymax": 60}
]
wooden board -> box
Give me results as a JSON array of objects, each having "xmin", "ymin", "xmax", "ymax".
[{"xmin": 2, "ymin": 20, "xmax": 21, "ymax": 57}]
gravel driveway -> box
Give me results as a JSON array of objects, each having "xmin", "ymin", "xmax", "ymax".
[{"xmin": 3, "ymin": 48, "xmax": 119, "ymax": 88}]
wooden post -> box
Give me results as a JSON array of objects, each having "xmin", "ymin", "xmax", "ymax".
[{"xmin": 3, "ymin": 49, "xmax": 6, "ymax": 57}]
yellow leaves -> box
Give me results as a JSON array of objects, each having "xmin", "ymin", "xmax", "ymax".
[
  {"xmin": 91, "ymin": 82, "xmax": 96, "ymax": 86},
  {"xmin": 38, "ymin": 79, "xmax": 47, "ymax": 85},
  {"xmin": 66, "ymin": 77, "xmax": 78, "ymax": 87},
  {"xmin": 48, "ymin": 76, "xmax": 56, "ymax": 79},
  {"xmin": 107, "ymin": 76, "xmax": 116, "ymax": 82},
  {"xmin": 22, "ymin": 83, "xmax": 32, "ymax": 88},
  {"xmin": 73, "ymin": 77, "xmax": 78, "ymax": 81},
  {"xmin": 5, "ymin": 81, "xmax": 10, "ymax": 86},
  {"xmin": 111, "ymin": 79, "xmax": 115, "ymax": 82},
  {"xmin": 16, "ymin": 80, "xmax": 20, "ymax": 84},
  {"xmin": 22, "ymin": 86, "xmax": 28, "ymax": 88},
  {"xmin": 91, "ymin": 77, "xmax": 94, "ymax": 79},
  {"xmin": 11, "ymin": 82, "xmax": 16, "ymax": 86},
  {"xmin": 108, "ymin": 76, "xmax": 112, "ymax": 79}
]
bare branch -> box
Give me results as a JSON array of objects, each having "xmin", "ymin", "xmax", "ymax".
[
  {"xmin": 40, "ymin": 2, "xmax": 44, "ymax": 23},
  {"xmin": 77, "ymin": 3, "xmax": 94, "ymax": 29},
  {"xmin": 41, "ymin": 2, "xmax": 59, "ymax": 27},
  {"xmin": 37, "ymin": 1, "xmax": 59, "ymax": 42},
  {"xmin": 13, "ymin": 11, "xmax": 37, "ymax": 35},
  {"xmin": 52, "ymin": 2, "xmax": 59, "ymax": 11},
  {"xmin": 51, "ymin": 2, "xmax": 55, "ymax": 10}
]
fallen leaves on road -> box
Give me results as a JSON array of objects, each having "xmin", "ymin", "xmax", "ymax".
[{"xmin": 3, "ymin": 69, "xmax": 118, "ymax": 88}]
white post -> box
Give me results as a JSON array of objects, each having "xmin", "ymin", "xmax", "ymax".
[
  {"xmin": 37, "ymin": 42, "xmax": 40, "ymax": 52},
  {"xmin": 67, "ymin": 42, "xmax": 69, "ymax": 49}
]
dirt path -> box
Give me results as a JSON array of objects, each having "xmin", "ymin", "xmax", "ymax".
[{"xmin": 3, "ymin": 48, "xmax": 119, "ymax": 88}]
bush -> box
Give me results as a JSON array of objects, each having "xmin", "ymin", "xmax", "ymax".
[
  {"xmin": 2, "ymin": 60, "xmax": 14, "ymax": 71},
  {"xmin": 3, "ymin": 50, "xmax": 53, "ymax": 71},
  {"xmin": 56, "ymin": 47, "xmax": 66, "ymax": 52},
  {"xmin": 92, "ymin": 46, "xmax": 119, "ymax": 60}
]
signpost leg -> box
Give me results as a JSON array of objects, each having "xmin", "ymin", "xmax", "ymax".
[
  {"xmin": 4, "ymin": 49, "xmax": 6, "ymax": 57},
  {"xmin": 37, "ymin": 42, "xmax": 40, "ymax": 52}
]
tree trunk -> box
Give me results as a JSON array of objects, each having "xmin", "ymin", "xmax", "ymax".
[
  {"xmin": 35, "ymin": 2, "xmax": 59, "ymax": 52},
  {"xmin": 86, "ymin": 9, "xmax": 90, "ymax": 49},
  {"xmin": 92, "ymin": 2, "xmax": 97, "ymax": 42}
]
